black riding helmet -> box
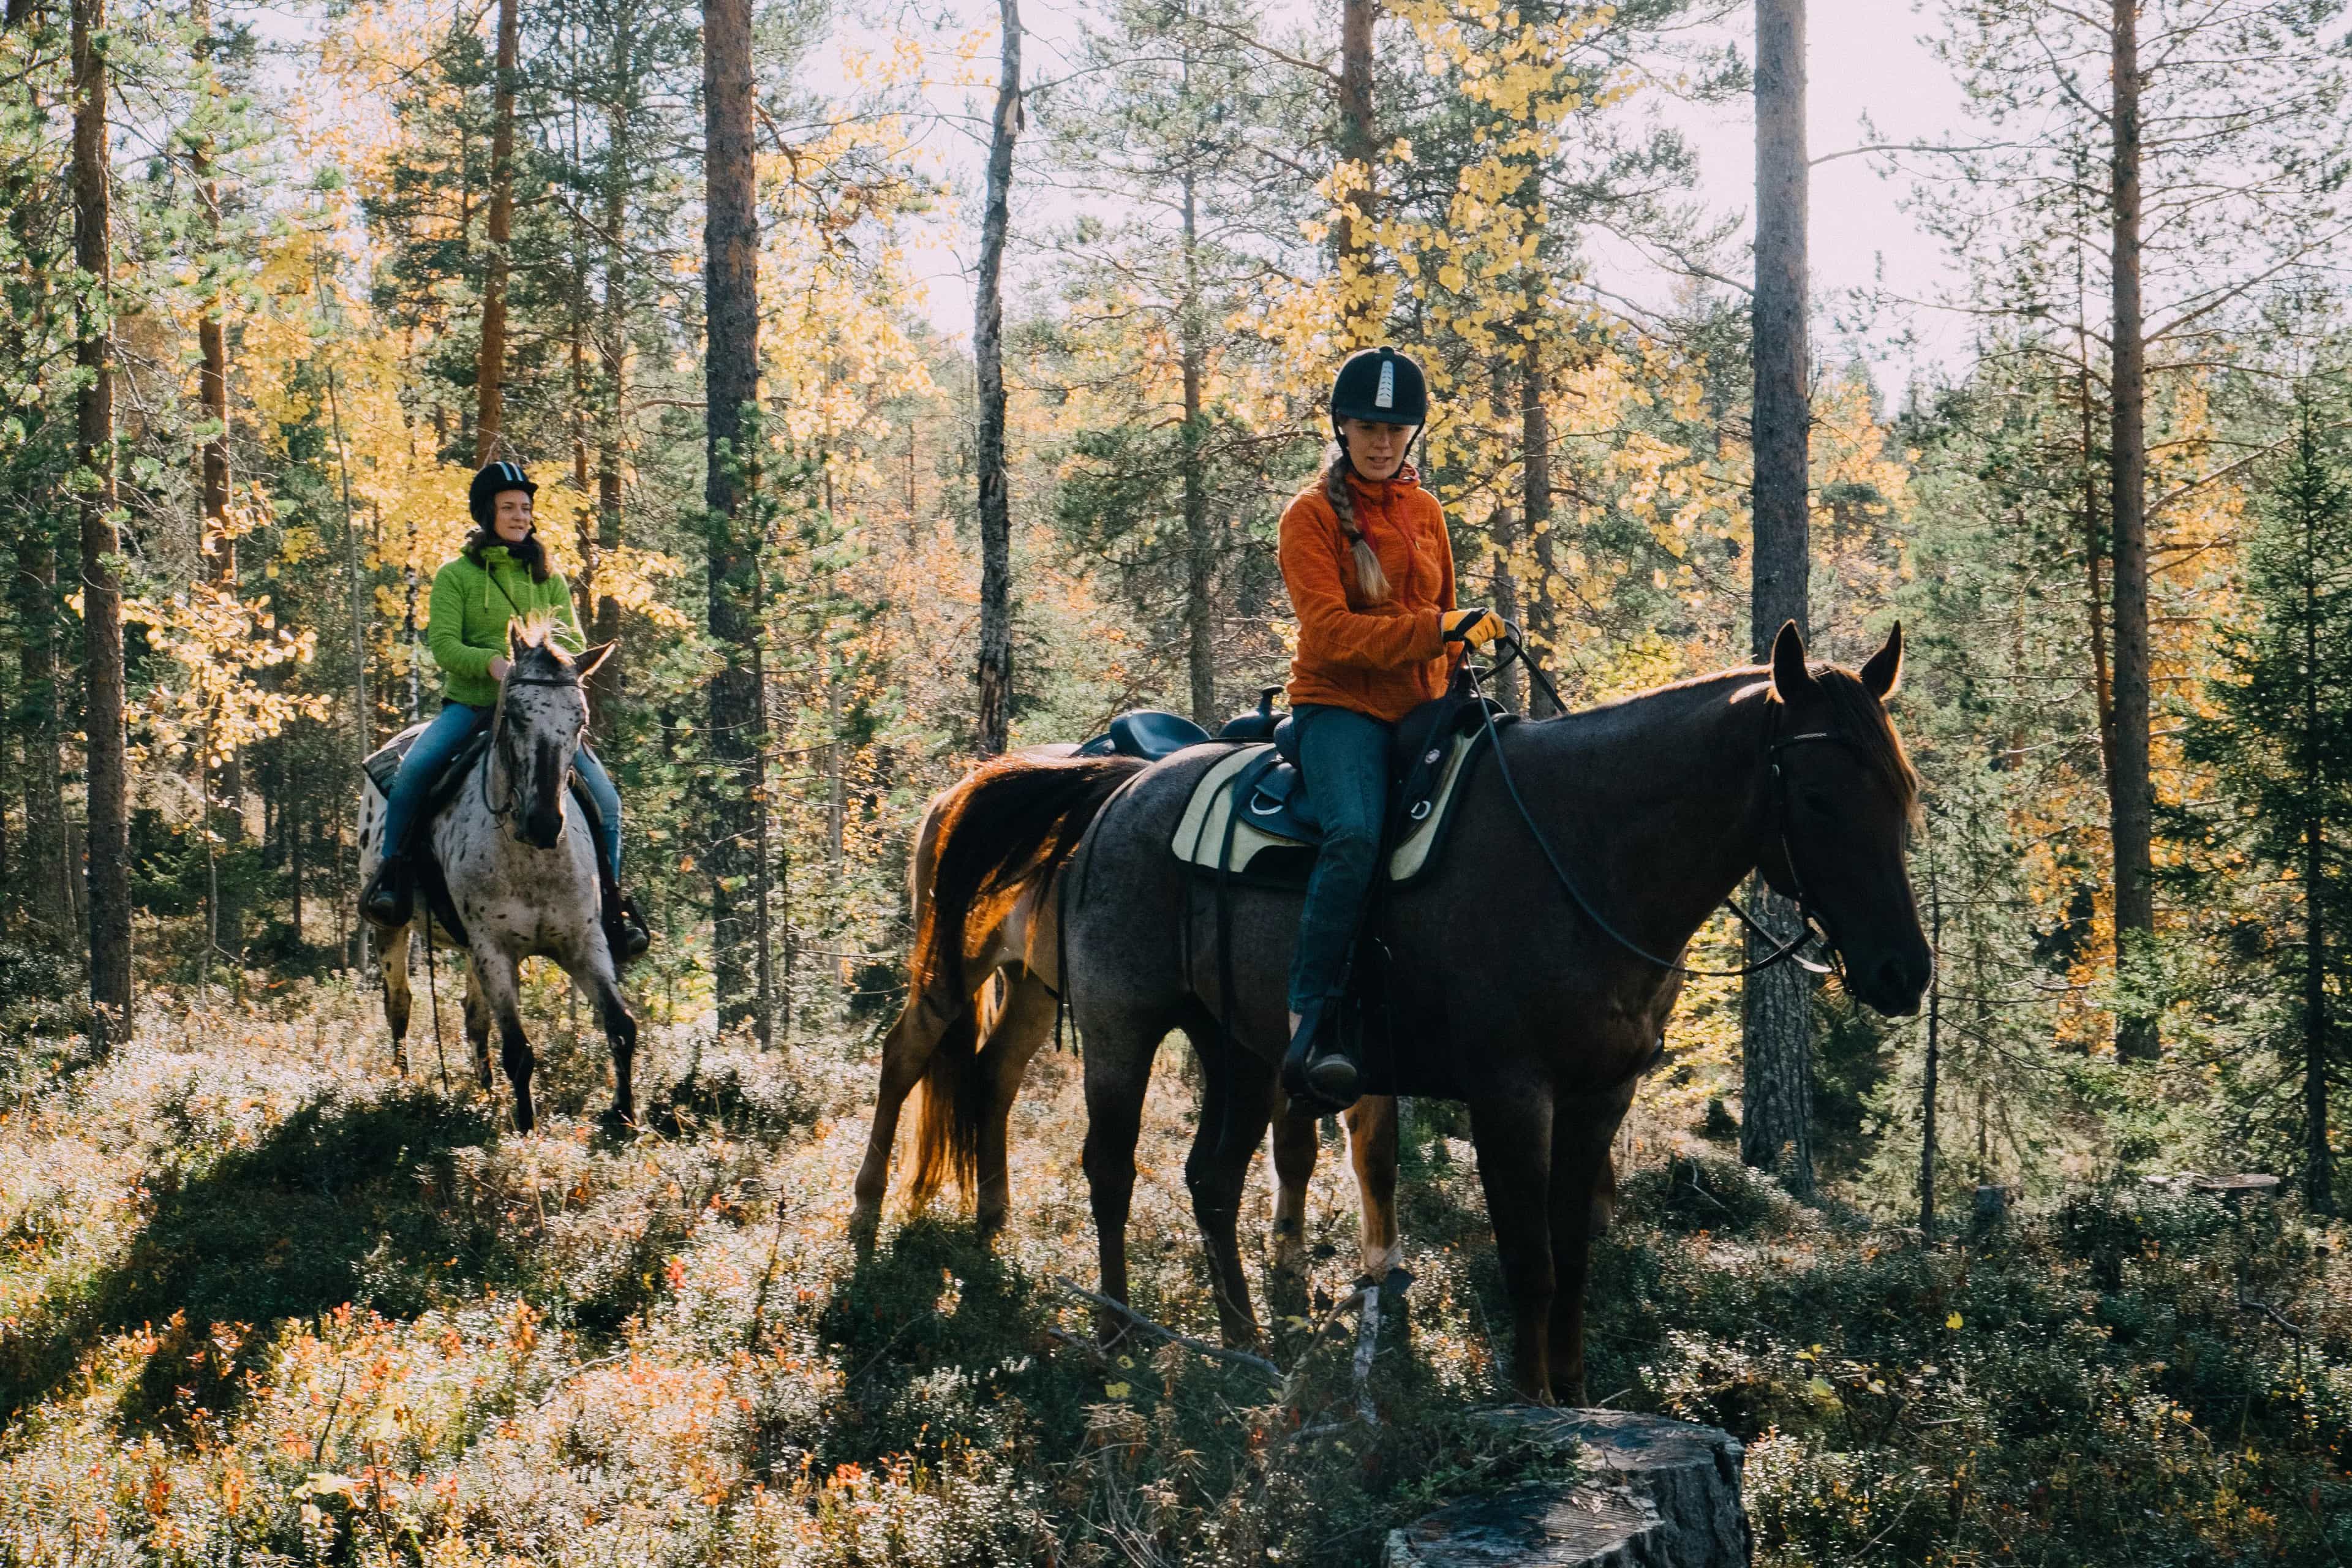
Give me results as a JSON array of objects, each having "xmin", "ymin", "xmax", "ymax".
[
  {"xmin": 1330, "ymin": 345, "xmax": 1428, "ymax": 431},
  {"xmin": 469, "ymin": 459, "xmax": 538, "ymax": 527}
]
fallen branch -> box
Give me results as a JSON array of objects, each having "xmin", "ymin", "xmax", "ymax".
[{"xmin": 1050, "ymin": 1275, "xmax": 1283, "ymax": 1381}]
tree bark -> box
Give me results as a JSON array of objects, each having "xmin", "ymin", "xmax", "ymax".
[
  {"xmin": 1743, "ymin": 0, "xmax": 1812, "ymax": 1196},
  {"xmin": 193, "ymin": 0, "xmax": 242, "ymax": 969},
  {"xmin": 1487, "ymin": 358, "xmax": 1523, "ymax": 713},
  {"xmin": 13, "ymin": 525, "xmax": 70, "ymax": 937},
  {"xmin": 1520, "ymin": 318, "xmax": 1555, "ymax": 715},
  {"xmin": 703, "ymin": 0, "xmax": 763, "ymax": 1027},
  {"xmin": 1335, "ymin": 0, "xmax": 1376, "ymax": 347},
  {"xmin": 74, "ymin": 0, "xmax": 130, "ymax": 1036},
  {"xmin": 474, "ymin": 0, "xmax": 519, "ymax": 462},
  {"xmin": 590, "ymin": 15, "xmax": 632, "ymax": 728},
  {"xmin": 2108, "ymin": 0, "xmax": 2157, "ymax": 1060},
  {"xmin": 973, "ymin": 0, "xmax": 1020, "ymax": 756},
  {"xmin": 2304, "ymin": 477, "xmax": 2333, "ymax": 1215},
  {"xmin": 1179, "ymin": 165, "xmax": 1215, "ymax": 727}
]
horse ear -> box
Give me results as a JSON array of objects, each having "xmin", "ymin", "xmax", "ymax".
[
  {"xmin": 507, "ymin": 619, "xmax": 529, "ymax": 664},
  {"xmin": 576, "ymin": 640, "xmax": 616, "ymax": 680},
  {"xmin": 1861, "ymin": 621, "xmax": 1904, "ymax": 700},
  {"xmin": 1769, "ymin": 620, "xmax": 1815, "ymax": 703}
]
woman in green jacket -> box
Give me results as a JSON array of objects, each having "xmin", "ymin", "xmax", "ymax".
[{"xmin": 361, "ymin": 460, "xmax": 649, "ymax": 959}]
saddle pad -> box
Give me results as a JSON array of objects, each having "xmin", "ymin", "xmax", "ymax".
[
  {"xmin": 360, "ymin": 723, "xmax": 605, "ymax": 838},
  {"xmin": 1169, "ymin": 725, "xmax": 1492, "ymax": 888}
]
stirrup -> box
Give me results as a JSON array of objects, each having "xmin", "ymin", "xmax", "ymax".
[
  {"xmin": 361, "ymin": 857, "xmax": 412, "ymax": 930},
  {"xmin": 603, "ymin": 886, "xmax": 650, "ymax": 962},
  {"xmin": 1281, "ymin": 1003, "xmax": 1360, "ymax": 1113}
]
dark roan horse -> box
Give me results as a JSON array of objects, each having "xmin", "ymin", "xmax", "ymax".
[{"xmin": 919, "ymin": 622, "xmax": 1930, "ymax": 1403}]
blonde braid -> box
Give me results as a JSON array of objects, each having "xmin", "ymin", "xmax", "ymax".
[{"xmin": 1325, "ymin": 446, "xmax": 1391, "ymax": 605}]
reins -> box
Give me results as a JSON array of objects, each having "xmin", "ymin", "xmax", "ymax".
[{"xmin": 1464, "ymin": 635, "xmax": 1838, "ymax": 981}]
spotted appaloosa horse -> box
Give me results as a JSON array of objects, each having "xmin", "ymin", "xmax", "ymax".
[
  {"xmin": 850, "ymin": 751, "xmax": 1404, "ymax": 1299},
  {"xmin": 359, "ymin": 620, "xmax": 636, "ymax": 1133}
]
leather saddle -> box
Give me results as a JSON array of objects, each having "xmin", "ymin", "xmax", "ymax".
[
  {"xmin": 362, "ymin": 722, "xmax": 608, "ymax": 850},
  {"xmin": 1170, "ymin": 691, "xmax": 1509, "ymax": 887}
]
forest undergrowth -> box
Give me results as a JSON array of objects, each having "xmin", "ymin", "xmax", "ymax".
[{"xmin": 0, "ymin": 975, "xmax": 2343, "ymax": 1567}]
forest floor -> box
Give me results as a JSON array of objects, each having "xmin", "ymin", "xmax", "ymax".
[{"xmin": 0, "ymin": 974, "xmax": 2345, "ymax": 1566}]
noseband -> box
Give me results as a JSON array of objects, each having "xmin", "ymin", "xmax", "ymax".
[{"xmin": 483, "ymin": 671, "xmax": 586, "ymax": 829}]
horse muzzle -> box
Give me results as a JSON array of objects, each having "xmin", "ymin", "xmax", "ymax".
[
  {"xmin": 521, "ymin": 807, "xmax": 564, "ymax": 850},
  {"xmin": 1846, "ymin": 943, "xmax": 1931, "ymax": 1017}
]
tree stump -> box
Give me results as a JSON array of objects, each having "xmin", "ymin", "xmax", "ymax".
[{"xmin": 1384, "ymin": 1409, "xmax": 1751, "ymax": 1567}]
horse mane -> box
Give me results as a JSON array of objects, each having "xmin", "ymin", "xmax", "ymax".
[
  {"xmin": 507, "ymin": 612, "xmax": 570, "ymax": 662},
  {"xmin": 1544, "ymin": 658, "xmax": 1920, "ymax": 826},
  {"xmin": 1812, "ymin": 666, "xmax": 1922, "ymax": 828}
]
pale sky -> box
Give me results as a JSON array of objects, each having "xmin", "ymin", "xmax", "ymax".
[{"xmin": 893, "ymin": 0, "xmax": 1974, "ymax": 400}]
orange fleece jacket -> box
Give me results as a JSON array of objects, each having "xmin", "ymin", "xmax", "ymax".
[{"xmin": 1278, "ymin": 464, "xmax": 1457, "ymax": 724}]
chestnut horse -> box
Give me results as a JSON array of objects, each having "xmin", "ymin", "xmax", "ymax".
[{"xmin": 921, "ymin": 624, "xmax": 1928, "ymax": 1403}]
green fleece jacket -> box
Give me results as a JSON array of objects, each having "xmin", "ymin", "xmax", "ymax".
[{"xmin": 425, "ymin": 545, "xmax": 584, "ymax": 707}]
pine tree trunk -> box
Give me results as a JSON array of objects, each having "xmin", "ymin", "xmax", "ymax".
[
  {"xmin": 194, "ymin": 0, "xmax": 242, "ymax": 970},
  {"xmin": 1520, "ymin": 322, "xmax": 1555, "ymax": 715},
  {"xmin": 703, "ymin": 0, "xmax": 763, "ymax": 1027},
  {"xmin": 1335, "ymin": 0, "xmax": 1376, "ymax": 348},
  {"xmin": 973, "ymin": 0, "xmax": 1020, "ymax": 756},
  {"xmin": 13, "ymin": 526, "xmax": 70, "ymax": 937},
  {"xmin": 591, "ymin": 24, "xmax": 631, "ymax": 728},
  {"xmin": 74, "ymin": 0, "xmax": 130, "ymax": 1038},
  {"xmin": 2304, "ymin": 488, "xmax": 2334, "ymax": 1215},
  {"xmin": 1487, "ymin": 356, "xmax": 1523, "ymax": 714},
  {"xmin": 1743, "ymin": 0, "xmax": 1812, "ymax": 1196},
  {"xmin": 475, "ymin": 0, "xmax": 519, "ymax": 462},
  {"xmin": 2108, "ymin": 0, "xmax": 2157, "ymax": 1060},
  {"xmin": 1179, "ymin": 167, "xmax": 1215, "ymax": 726}
]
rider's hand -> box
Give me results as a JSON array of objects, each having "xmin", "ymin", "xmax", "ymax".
[
  {"xmin": 1443, "ymin": 608, "xmax": 1506, "ymax": 649},
  {"xmin": 489, "ymin": 655, "xmax": 512, "ymax": 681}
]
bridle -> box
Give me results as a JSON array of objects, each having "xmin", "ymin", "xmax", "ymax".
[
  {"xmin": 1465, "ymin": 636, "xmax": 1861, "ymax": 981},
  {"xmin": 481, "ymin": 669, "xmax": 587, "ymax": 829}
]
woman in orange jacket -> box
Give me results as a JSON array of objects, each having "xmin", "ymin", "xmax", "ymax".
[{"xmin": 1280, "ymin": 347, "xmax": 1503, "ymax": 1106}]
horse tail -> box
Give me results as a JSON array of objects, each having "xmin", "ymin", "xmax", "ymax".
[
  {"xmin": 907, "ymin": 1000, "xmax": 985, "ymax": 1212},
  {"xmin": 912, "ymin": 753, "xmax": 1147, "ymax": 1008}
]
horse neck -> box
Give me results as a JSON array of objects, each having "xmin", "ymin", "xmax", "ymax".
[{"xmin": 1507, "ymin": 672, "xmax": 1774, "ymax": 954}]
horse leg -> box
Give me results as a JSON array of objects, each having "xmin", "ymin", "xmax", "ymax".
[
  {"xmin": 1183, "ymin": 1025, "xmax": 1278, "ymax": 1349},
  {"xmin": 850, "ymin": 986, "xmax": 962, "ymax": 1243},
  {"xmin": 379, "ymin": 922, "xmax": 413, "ymax": 1078},
  {"xmin": 974, "ymin": 971, "xmax": 1056, "ymax": 1237},
  {"xmin": 587, "ymin": 962, "xmax": 638, "ymax": 1128},
  {"xmin": 1545, "ymin": 1088, "xmax": 1634, "ymax": 1409},
  {"xmin": 472, "ymin": 948, "xmax": 536, "ymax": 1134},
  {"xmin": 1344, "ymin": 1095, "xmax": 1401, "ymax": 1279},
  {"xmin": 1267, "ymin": 1092, "xmax": 1319, "ymax": 1319},
  {"xmin": 1080, "ymin": 1010, "xmax": 1163, "ymax": 1337},
  {"xmin": 1468, "ymin": 1087, "xmax": 1558, "ymax": 1403},
  {"xmin": 463, "ymin": 960, "xmax": 494, "ymax": 1093}
]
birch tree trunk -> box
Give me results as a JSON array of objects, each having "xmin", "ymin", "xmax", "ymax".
[
  {"xmin": 1743, "ymin": 0, "xmax": 1812, "ymax": 1196},
  {"xmin": 973, "ymin": 0, "xmax": 1020, "ymax": 756}
]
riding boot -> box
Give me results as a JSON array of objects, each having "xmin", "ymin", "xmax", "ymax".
[
  {"xmin": 599, "ymin": 865, "xmax": 651, "ymax": 962},
  {"xmin": 1283, "ymin": 1003, "xmax": 1362, "ymax": 1112},
  {"xmin": 361, "ymin": 855, "xmax": 412, "ymax": 930}
]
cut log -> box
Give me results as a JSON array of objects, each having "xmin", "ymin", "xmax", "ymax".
[{"xmin": 1385, "ymin": 1409, "xmax": 1750, "ymax": 1567}]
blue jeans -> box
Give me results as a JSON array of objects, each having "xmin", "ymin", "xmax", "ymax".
[
  {"xmin": 380, "ymin": 701, "xmax": 625, "ymax": 881},
  {"xmin": 1286, "ymin": 703, "xmax": 1392, "ymax": 1014}
]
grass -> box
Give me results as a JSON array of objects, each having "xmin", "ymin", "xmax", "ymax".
[{"xmin": 0, "ymin": 973, "xmax": 2342, "ymax": 1565}]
